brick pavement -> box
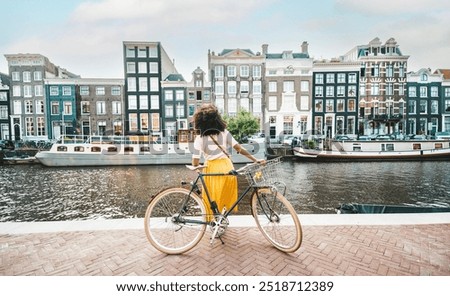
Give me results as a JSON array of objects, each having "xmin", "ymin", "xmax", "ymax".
[{"xmin": 1, "ymin": 223, "xmax": 449, "ymax": 276}]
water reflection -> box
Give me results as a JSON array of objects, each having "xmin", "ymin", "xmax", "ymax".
[{"xmin": 1, "ymin": 160, "xmax": 449, "ymax": 222}]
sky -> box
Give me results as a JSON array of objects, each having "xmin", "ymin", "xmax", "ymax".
[{"xmin": 1, "ymin": 0, "xmax": 449, "ymax": 80}]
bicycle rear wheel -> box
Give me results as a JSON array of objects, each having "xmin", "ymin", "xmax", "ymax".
[
  {"xmin": 144, "ymin": 188, "xmax": 206, "ymax": 254},
  {"xmin": 251, "ymin": 188, "xmax": 302, "ymax": 253}
]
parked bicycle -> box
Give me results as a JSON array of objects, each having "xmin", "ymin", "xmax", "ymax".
[{"xmin": 144, "ymin": 157, "xmax": 302, "ymax": 254}]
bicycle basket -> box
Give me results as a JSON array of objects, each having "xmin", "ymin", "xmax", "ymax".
[{"xmin": 241, "ymin": 158, "xmax": 282, "ymax": 187}]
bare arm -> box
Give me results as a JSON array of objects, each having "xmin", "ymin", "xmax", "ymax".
[{"xmin": 233, "ymin": 143, "xmax": 265, "ymax": 163}]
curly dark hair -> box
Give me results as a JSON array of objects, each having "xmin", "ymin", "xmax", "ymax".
[{"xmin": 193, "ymin": 104, "xmax": 227, "ymax": 136}]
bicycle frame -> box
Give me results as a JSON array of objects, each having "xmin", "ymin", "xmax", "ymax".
[{"xmin": 176, "ymin": 171, "xmax": 257, "ymax": 225}]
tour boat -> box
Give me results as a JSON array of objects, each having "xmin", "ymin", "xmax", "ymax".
[
  {"xmin": 35, "ymin": 135, "xmax": 266, "ymax": 167},
  {"xmin": 293, "ymin": 139, "xmax": 450, "ymax": 161}
]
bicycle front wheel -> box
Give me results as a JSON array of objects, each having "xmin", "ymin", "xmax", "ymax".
[
  {"xmin": 144, "ymin": 188, "xmax": 206, "ymax": 254},
  {"xmin": 251, "ymin": 188, "xmax": 302, "ymax": 253}
]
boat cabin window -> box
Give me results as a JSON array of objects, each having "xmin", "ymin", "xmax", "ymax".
[
  {"xmin": 74, "ymin": 146, "xmax": 85, "ymax": 152},
  {"xmin": 91, "ymin": 146, "xmax": 101, "ymax": 152},
  {"xmin": 435, "ymin": 143, "xmax": 443, "ymax": 149},
  {"xmin": 381, "ymin": 143, "xmax": 394, "ymax": 151},
  {"xmin": 107, "ymin": 146, "xmax": 118, "ymax": 152},
  {"xmin": 57, "ymin": 146, "xmax": 68, "ymax": 152},
  {"xmin": 413, "ymin": 143, "xmax": 422, "ymax": 150},
  {"xmin": 124, "ymin": 146, "xmax": 134, "ymax": 153},
  {"xmin": 140, "ymin": 146, "xmax": 150, "ymax": 152},
  {"xmin": 352, "ymin": 144, "xmax": 361, "ymax": 151}
]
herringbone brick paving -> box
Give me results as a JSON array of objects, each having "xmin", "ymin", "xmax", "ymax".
[{"xmin": 1, "ymin": 224, "xmax": 449, "ymax": 276}]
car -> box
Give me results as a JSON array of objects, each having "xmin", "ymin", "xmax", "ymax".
[
  {"xmin": 409, "ymin": 134, "xmax": 427, "ymax": 140},
  {"xmin": 282, "ymin": 135, "xmax": 300, "ymax": 146},
  {"xmin": 358, "ymin": 135, "xmax": 371, "ymax": 141},
  {"xmin": 334, "ymin": 135, "xmax": 351, "ymax": 141},
  {"xmin": 374, "ymin": 135, "xmax": 391, "ymax": 141}
]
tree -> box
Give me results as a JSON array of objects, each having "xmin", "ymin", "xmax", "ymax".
[{"xmin": 224, "ymin": 109, "xmax": 260, "ymax": 142}]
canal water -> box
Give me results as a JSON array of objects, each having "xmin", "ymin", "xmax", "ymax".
[{"xmin": 1, "ymin": 160, "xmax": 449, "ymax": 222}]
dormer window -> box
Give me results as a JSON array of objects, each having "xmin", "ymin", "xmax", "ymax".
[{"xmin": 421, "ymin": 73, "xmax": 428, "ymax": 81}]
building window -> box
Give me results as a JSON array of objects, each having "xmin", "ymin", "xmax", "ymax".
[
  {"xmin": 165, "ymin": 90, "xmax": 173, "ymax": 101},
  {"xmin": 12, "ymin": 72, "xmax": 20, "ymax": 81},
  {"xmin": 326, "ymin": 74, "xmax": 334, "ymax": 83},
  {"xmin": 283, "ymin": 81, "xmax": 294, "ymax": 93},
  {"xmin": 430, "ymin": 86, "xmax": 438, "ymax": 97},
  {"xmin": 315, "ymin": 86, "xmax": 323, "ymax": 97},
  {"xmin": 348, "ymin": 73, "xmax": 357, "ymax": 83},
  {"xmin": 26, "ymin": 117, "xmax": 34, "ymax": 136},
  {"xmin": 336, "ymin": 116, "xmax": 344, "ymax": 134},
  {"xmin": 23, "ymin": 85, "xmax": 32, "ymax": 97},
  {"xmin": 150, "ymin": 77, "xmax": 159, "ymax": 91},
  {"xmin": 399, "ymin": 64, "xmax": 405, "ymax": 77},
  {"xmin": 215, "ymin": 65, "xmax": 224, "ymax": 78},
  {"xmin": 215, "ymin": 81, "xmax": 224, "ymax": 95},
  {"xmin": 127, "ymin": 62, "xmax": 136, "ymax": 73},
  {"xmin": 420, "ymin": 86, "xmax": 427, "ymax": 98},
  {"xmin": 139, "ymin": 95, "xmax": 148, "ymax": 109},
  {"xmin": 25, "ymin": 100, "xmax": 33, "ymax": 114},
  {"xmin": 139, "ymin": 77, "xmax": 148, "ymax": 91},
  {"xmin": 34, "ymin": 85, "xmax": 43, "ymax": 96},
  {"xmin": 326, "ymin": 99, "xmax": 334, "ymax": 112},
  {"xmin": 0, "ymin": 106, "xmax": 7, "ymax": 119},
  {"xmin": 96, "ymin": 101, "xmax": 106, "ymax": 115},
  {"xmin": 408, "ymin": 86, "xmax": 416, "ymax": 97},
  {"xmin": 80, "ymin": 86, "xmax": 89, "ymax": 95},
  {"xmin": 419, "ymin": 100, "xmax": 427, "ymax": 114},
  {"xmin": 36, "ymin": 100, "xmax": 44, "ymax": 114},
  {"xmin": 431, "ymin": 100, "xmax": 438, "ymax": 114},
  {"xmin": 315, "ymin": 116, "xmax": 323, "ymax": 135},
  {"xmin": 62, "ymin": 86, "xmax": 72, "ymax": 96},
  {"xmin": 348, "ymin": 85, "xmax": 356, "ymax": 97},
  {"xmin": 348, "ymin": 99, "xmax": 356, "ymax": 112},
  {"xmin": 315, "ymin": 99, "xmax": 323, "ymax": 112},
  {"xmin": 253, "ymin": 81, "xmax": 261, "ymax": 94},
  {"xmin": 337, "ymin": 99, "xmax": 345, "ymax": 112},
  {"xmin": 176, "ymin": 104, "xmax": 185, "ymax": 117},
  {"xmin": 111, "ymin": 86, "xmax": 121, "ymax": 95},
  {"xmin": 252, "ymin": 65, "xmax": 261, "ymax": 78},
  {"xmin": 337, "ymin": 86, "xmax": 345, "ymax": 97},
  {"xmin": 138, "ymin": 47, "xmax": 147, "ymax": 58},
  {"xmin": 386, "ymin": 83, "xmax": 393, "ymax": 96},
  {"xmin": 126, "ymin": 47, "xmax": 135, "ymax": 58},
  {"xmin": 50, "ymin": 86, "xmax": 59, "ymax": 96},
  {"xmin": 269, "ymin": 81, "xmax": 277, "ymax": 92},
  {"xmin": 326, "ymin": 86, "xmax": 334, "ymax": 97},
  {"xmin": 268, "ymin": 96, "xmax": 277, "ymax": 111},
  {"xmin": 64, "ymin": 101, "xmax": 72, "ymax": 115},
  {"xmin": 300, "ymin": 96, "xmax": 308, "ymax": 111},
  {"xmin": 34, "ymin": 71, "xmax": 42, "ymax": 81},
  {"xmin": 337, "ymin": 73, "xmax": 345, "ymax": 83},
  {"xmin": 283, "ymin": 116, "xmax": 294, "ymax": 135},
  {"xmin": 0, "ymin": 92, "xmax": 6, "ymax": 101},
  {"xmin": 176, "ymin": 90, "xmax": 184, "ymax": 101},
  {"xmin": 228, "ymin": 98, "xmax": 237, "ymax": 114},
  {"xmin": 149, "ymin": 62, "xmax": 158, "ymax": 73},
  {"xmin": 445, "ymin": 88, "xmax": 450, "ymax": 97},
  {"xmin": 371, "ymin": 83, "xmax": 379, "ymax": 95},
  {"xmin": 150, "ymin": 95, "xmax": 159, "ymax": 109},
  {"xmin": 240, "ymin": 81, "xmax": 249, "ymax": 96},
  {"xmin": 315, "ymin": 74, "xmax": 324, "ymax": 84},
  {"xmin": 149, "ymin": 46, "xmax": 158, "ymax": 57},
  {"xmin": 227, "ymin": 65, "xmax": 236, "ymax": 77},
  {"xmin": 13, "ymin": 100, "xmax": 21, "ymax": 114},
  {"xmin": 138, "ymin": 62, "xmax": 147, "ymax": 73},
  {"xmin": 140, "ymin": 113, "xmax": 148, "ymax": 130},
  {"xmin": 51, "ymin": 102, "xmax": 59, "ymax": 115},
  {"xmin": 151, "ymin": 113, "xmax": 160, "ymax": 131},
  {"xmin": 347, "ymin": 116, "xmax": 355, "ymax": 134},
  {"xmin": 372, "ymin": 64, "xmax": 379, "ymax": 77},
  {"xmin": 301, "ymin": 81, "xmax": 309, "ymax": 92},
  {"xmin": 408, "ymin": 100, "xmax": 416, "ymax": 114},
  {"xmin": 386, "ymin": 64, "xmax": 393, "ymax": 77},
  {"xmin": 23, "ymin": 71, "xmax": 31, "ymax": 82},
  {"xmin": 128, "ymin": 95, "xmax": 137, "ymax": 109},
  {"xmin": 81, "ymin": 101, "xmax": 90, "ymax": 114},
  {"xmin": 240, "ymin": 65, "xmax": 249, "ymax": 77},
  {"xmin": 96, "ymin": 87, "xmax": 105, "ymax": 95},
  {"xmin": 165, "ymin": 105, "xmax": 174, "ymax": 117}
]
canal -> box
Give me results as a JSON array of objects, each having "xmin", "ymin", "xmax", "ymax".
[{"xmin": 1, "ymin": 160, "xmax": 449, "ymax": 222}]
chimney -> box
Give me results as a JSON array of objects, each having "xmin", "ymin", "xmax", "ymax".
[
  {"xmin": 301, "ymin": 41, "xmax": 309, "ymax": 54},
  {"xmin": 262, "ymin": 44, "xmax": 268, "ymax": 55}
]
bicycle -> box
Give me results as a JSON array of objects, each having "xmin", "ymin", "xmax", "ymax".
[{"xmin": 144, "ymin": 157, "xmax": 302, "ymax": 254}]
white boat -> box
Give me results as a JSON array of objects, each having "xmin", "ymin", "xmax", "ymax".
[
  {"xmin": 2, "ymin": 155, "xmax": 39, "ymax": 165},
  {"xmin": 293, "ymin": 139, "xmax": 450, "ymax": 161},
  {"xmin": 35, "ymin": 135, "xmax": 266, "ymax": 167}
]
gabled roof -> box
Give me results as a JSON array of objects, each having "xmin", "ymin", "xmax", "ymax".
[
  {"xmin": 164, "ymin": 73, "xmax": 185, "ymax": 82},
  {"xmin": 434, "ymin": 69, "xmax": 450, "ymax": 80},
  {"xmin": 218, "ymin": 49, "xmax": 256, "ymax": 57}
]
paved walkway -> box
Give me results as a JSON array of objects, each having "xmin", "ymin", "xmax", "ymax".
[{"xmin": 1, "ymin": 214, "xmax": 449, "ymax": 276}]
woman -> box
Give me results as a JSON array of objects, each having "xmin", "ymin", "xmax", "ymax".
[{"xmin": 192, "ymin": 104, "xmax": 264, "ymax": 217}]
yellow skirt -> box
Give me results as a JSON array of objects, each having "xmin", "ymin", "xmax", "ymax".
[{"xmin": 203, "ymin": 158, "xmax": 238, "ymax": 217}]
